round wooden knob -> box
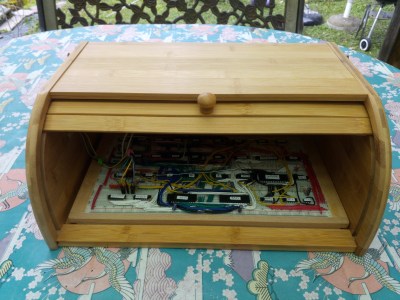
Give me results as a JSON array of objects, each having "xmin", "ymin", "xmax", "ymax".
[{"xmin": 197, "ymin": 93, "xmax": 216, "ymax": 114}]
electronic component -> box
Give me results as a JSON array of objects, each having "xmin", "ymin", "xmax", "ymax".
[
  {"xmin": 188, "ymin": 153, "xmax": 206, "ymax": 162},
  {"xmin": 236, "ymin": 173, "xmax": 252, "ymax": 180},
  {"xmin": 219, "ymin": 195, "xmax": 250, "ymax": 204},
  {"xmin": 143, "ymin": 172, "xmax": 154, "ymax": 177},
  {"xmin": 118, "ymin": 184, "xmax": 135, "ymax": 194},
  {"xmin": 294, "ymin": 174, "xmax": 308, "ymax": 180},
  {"xmin": 114, "ymin": 171, "xmax": 134, "ymax": 178},
  {"xmin": 286, "ymin": 155, "xmax": 300, "ymax": 161},
  {"xmin": 260, "ymin": 197, "xmax": 277, "ymax": 203},
  {"xmin": 176, "ymin": 173, "xmax": 197, "ymax": 179},
  {"xmin": 133, "ymin": 194, "xmax": 151, "ymax": 200},
  {"xmin": 167, "ymin": 193, "xmax": 197, "ymax": 203},
  {"xmin": 256, "ymin": 172, "xmax": 289, "ymax": 184},
  {"xmin": 254, "ymin": 155, "xmax": 277, "ymax": 160},
  {"xmin": 282, "ymin": 197, "xmax": 297, "ymax": 203},
  {"xmin": 236, "ymin": 155, "xmax": 248, "ymax": 160},
  {"xmin": 108, "ymin": 194, "xmax": 126, "ymax": 200},
  {"xmin": 211, "ymin": 172, "xmax": 229, "ymax": 180},
  {"xmin": 301, "ymin": 197, "xmax": 315, "ymax": 205}
]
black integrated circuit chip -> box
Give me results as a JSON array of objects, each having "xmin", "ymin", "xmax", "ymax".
[
  {"xmin": 219, "ymin": 195, "xmax": 250, "ymax": 204},
  {"xmin": 167, "ymin": 193, "xmax": 197, "ymax": 203}
]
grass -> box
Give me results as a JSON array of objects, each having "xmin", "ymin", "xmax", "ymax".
[
  {"xmin": 0, "ymin": 0, "xmax": 36, "ymax": 8},
  {"xmin": 302, "ymin": 0, "xmax": 394, "ymax": 58}
]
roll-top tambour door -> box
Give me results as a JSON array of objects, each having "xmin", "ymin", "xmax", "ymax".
[
  {"xmin": 44, "ymin": 42, "xmax": 372, "ymax": 134},
  {"xmin": 43, "ymin": 100, "xmax": 371, "ymax": 134}
]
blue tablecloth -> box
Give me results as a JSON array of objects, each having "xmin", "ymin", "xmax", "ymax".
[{"xmin": 1, "ymin": 24, "xmax": 400, "ymax": 300}]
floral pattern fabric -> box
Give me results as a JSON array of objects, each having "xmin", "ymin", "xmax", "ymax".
[{"xmin": 1, "ymin": 24, "xmax": 400, "ymax": 300}]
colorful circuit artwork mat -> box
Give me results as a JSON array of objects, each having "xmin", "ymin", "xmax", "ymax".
[{"xmin": 1, "ymin": 24, "xmax": 400, "ymax": 300}]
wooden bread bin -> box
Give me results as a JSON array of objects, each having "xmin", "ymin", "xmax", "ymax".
[{"xmin": 26, "ymin": 42, "xmax": 391, "ymax": 255}]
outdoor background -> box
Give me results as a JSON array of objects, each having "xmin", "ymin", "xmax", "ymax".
[{"xmin": 0, "ymin": 0, "xmax": 397, "ymax": 58}]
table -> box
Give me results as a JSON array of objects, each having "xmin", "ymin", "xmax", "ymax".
[{"xmin": 1, "ymin": 24, "xmax": 400, "ymax": 300}]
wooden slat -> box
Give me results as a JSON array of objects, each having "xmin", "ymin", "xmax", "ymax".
[
  {"xmin": 76, "ymin": 43, "xmax": 342, "ymax": 59},
  {"xmin": 69, "ymin": 211, "xmax": 350, "ymax": 229},
  {"xmin": 58, "ymin": 224, "xmax": 356, "ymax": 252},
  {"xmin": 50, "ymin": 43, "xmax": 368, "ymax": 101},
  {"xmin": 48, "ymin": 101, "xmax": 369, "ymax": 118},
  {"xmin": 43, "ymin": 115, "xmax": 372, "ymax": 134}
]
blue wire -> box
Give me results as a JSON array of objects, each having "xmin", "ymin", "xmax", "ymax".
[
  {"xmin": 157, "ymin": 182, "xmax": 242, "ymax": 213},
  {"xmin": 176, "ymin": 203, "xmax": 242, "ymax": 214}
]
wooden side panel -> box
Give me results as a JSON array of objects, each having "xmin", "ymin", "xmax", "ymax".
[
  {"xmin": 26, "ymin": 94, "xmax": 58, "ymax": 249},
  {"xmin": 42, "ymin": 132, "xmax": 92, "ymax": 229},
  {"xmin": 316, "ymin": 136, "xmax": 373, "ymax": 234},
  {"xmin": 329, "ymin": 44, "xmax": 391, "ymax": 255},
  {"xmin": 355, "ymin": 95, "xmax": 391, "ymax": 254},
  {"xmin": 25, "ymin": 42, "xmax": 88, "ymax": 249},
  {"xmin": 58, "ymin": 224, "xmax": 356, "ymax": 252}
]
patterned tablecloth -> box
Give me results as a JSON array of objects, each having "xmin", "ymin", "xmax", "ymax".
[{"xmin": 1, "ymin": 24, "xmax": 400, "ymax": 300}]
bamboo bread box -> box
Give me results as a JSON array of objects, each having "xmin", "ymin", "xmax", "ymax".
[{"xmin": 26, "ymin": 42, "xmax": 391, "ymax": 255}]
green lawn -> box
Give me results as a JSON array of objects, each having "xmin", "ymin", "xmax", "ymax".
[{"xmin": 302, "ymin": 0, "xmax": 394, "ymax": 58}]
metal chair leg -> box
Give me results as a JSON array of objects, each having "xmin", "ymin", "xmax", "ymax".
[
  {"xmin": 367, "ymin": 6, "xmax": 383, "ymax": 39},
  {"xmin": 356, "ymin": 4, "xmax": 372, "ymax": 38}
]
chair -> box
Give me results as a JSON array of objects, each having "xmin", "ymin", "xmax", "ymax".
[
  {"xmin": 36, "ymin": 0, "xmax": 304, "ymax": 33},
  {"xmin": 355, "ymin": 0, "xmax": 397, "ymax": 51}
]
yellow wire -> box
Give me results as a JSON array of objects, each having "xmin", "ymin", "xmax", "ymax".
[
  {"xmin": 268, "ymin": 160, "xmax": 294, "ymax": 195},
  {"xmin": 119, "ymin": 160, "xmax": 132, "ymax": 183},
  {"xmin": 200, "ymin": 144, "xmax": 244, "ymax": 169},
  {"xmin": 203, "ymin": 173, "xmax": 236, "ymax": 192},
  {"xmin": 137, "ymin": 175, "xmax": 168, "ymax": 185},
  {"xmin": 137, "ymin": 185, "xmax": 164, "ymax": 189},
  {"xmin": 170, "ymin": 174, "xmax": 202, "ymax": 191}
]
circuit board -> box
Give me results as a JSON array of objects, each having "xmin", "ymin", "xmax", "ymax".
[{"xmin": 84, "ymin": 135, "xmax": 330, "ymax": 217}]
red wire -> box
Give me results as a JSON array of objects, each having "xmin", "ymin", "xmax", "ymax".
[{"xmin": 91, "ymin": 184, "xmax": 103, "ymax": 210}]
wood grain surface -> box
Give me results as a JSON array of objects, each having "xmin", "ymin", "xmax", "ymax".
[
  {"xmin": 50, "ymin": 43, "xmax": 368, "ymax": 101},
  {"xmin": 58, "ymin": 224, "xmax": 357, "ymax": 252},
  {"xmin": 26, "ymin": 42, "xmax": 390, "ymax": 252}
]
